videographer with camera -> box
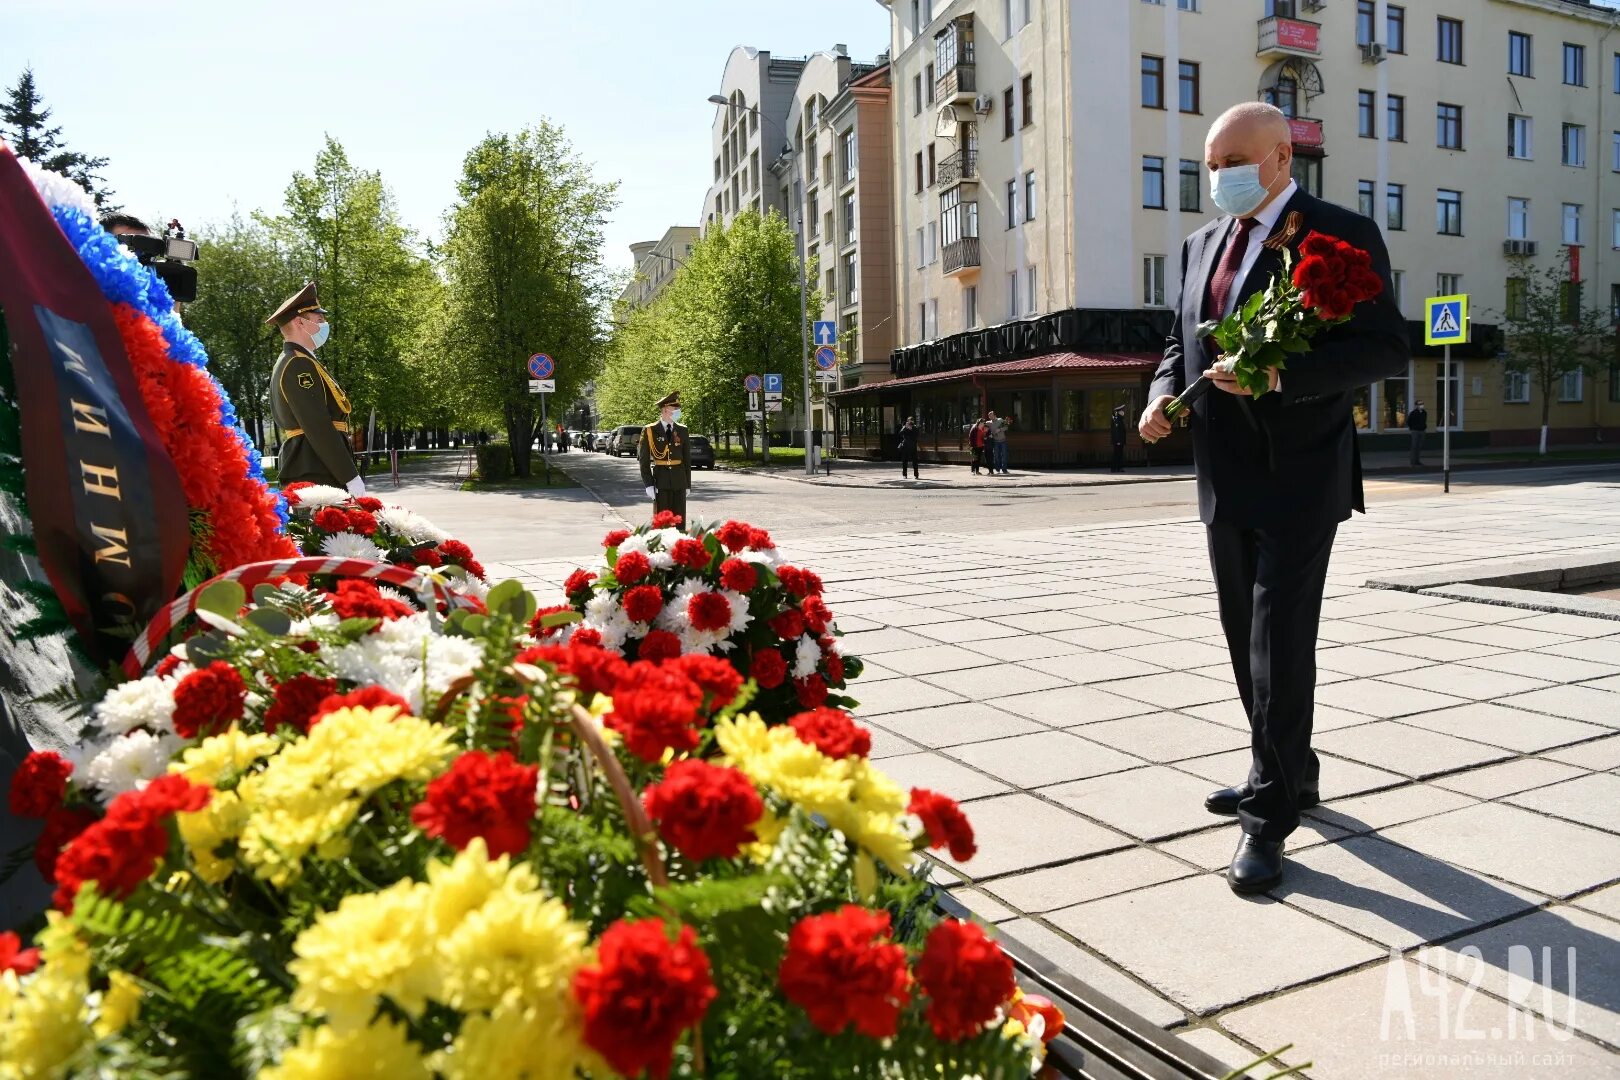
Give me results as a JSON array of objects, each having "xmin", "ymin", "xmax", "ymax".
[
  {"xmin": 265, "ymin": 282, "xmax": 363, "ymax": 496},
  {"xmin": 102, "ymin": 214, "xmax": 199, "ymax": 307}
]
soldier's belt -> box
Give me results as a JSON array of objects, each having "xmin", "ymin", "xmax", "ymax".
[
  {"xmin": 652, "ymin": 460, "xmax": 684, "ymax": 467},
  {"xmin": 284, "ymin": 421, "xmax": 351, "ymax": 438}
]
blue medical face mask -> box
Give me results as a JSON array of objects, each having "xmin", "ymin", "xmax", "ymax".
[
  {"xmin": 671, "ymin": 409, "xmax": 683, "ymax": 423},
  {"xmin": 308, "ymin": 319, "xmax": 331, "ymax": 349},
  {"xmin": 1210, "ymin": 143, "xmax": 1282, "ymax": 217}
]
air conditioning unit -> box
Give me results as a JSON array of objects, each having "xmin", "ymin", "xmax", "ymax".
[
  {"xmin": 1503, "ymin": 239, "xmax": 1539, "ymax": 256},
  {"xmin": 1301, "ymin": 0, "xmax": 1325, "ymax": 10},
  {"xmin": 973, "ymin": 94, "xmax": 994, "ymax": 115},
  {"xmin": 1360, "ymin": 42, "xmax": 1387, "ymax": 64}
]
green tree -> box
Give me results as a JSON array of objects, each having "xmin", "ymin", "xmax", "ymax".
[
  {"xmin": 2, "ymin": 66, "xmax": 117, "ymax": 208},
  {"xmin": 1496, "ymin": 253, "xmax": 1612, "ymax": 454},
  {"xmin": 441, "ymin": 124, "xmax": 617, "ymax": 476}
]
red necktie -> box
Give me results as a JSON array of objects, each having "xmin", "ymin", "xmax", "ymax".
[{"xmin": 1206, "ymin": 216, "xmax": 1261, "ymax": 324}]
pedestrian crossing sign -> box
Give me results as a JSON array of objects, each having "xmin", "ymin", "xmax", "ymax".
[{"xmin": 1424, "ymin": 294, "xmax": 1467, "ymax": 346}]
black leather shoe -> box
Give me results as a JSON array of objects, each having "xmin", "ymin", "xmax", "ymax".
[
  {"xmin": 1228, "ymin": 835, "xmax": 1285, "ymax": 894},
  {"xmin": 1205, "ymin": 783, "xmax": 1319, "ymax": 816}
]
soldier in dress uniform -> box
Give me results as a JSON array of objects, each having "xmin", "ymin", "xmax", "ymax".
[
  {"xmin": 638, "ymin": 391, "xmax": 690, "ymax": 524},
  {"xmin": 267, "ymin": 282, "xmax": 364, "ymax": 496}
]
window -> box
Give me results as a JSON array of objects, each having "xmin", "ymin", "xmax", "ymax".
[
  {"xmin": 913, "ymin": 73, "xmax": 922, "ymax": 116},
  {"xmin": 1292, "ymin": 155, "xmax": 1322, "ymax": 198},
  {"xmin": 1003, "ymin": 87, "xmax": 1015, "ymax": 138},
  {"xmin": 841, "ymin": 130, "xmax": 857, "ymax": 182},
  {"xmin": 1143, "ymin": 255, "xmax": 1166, "ymax": 306},
  {"xmin": 927, "ymin": 299, "xmax": 938, "ymax": 338},
  {"xmin": 1178, "ymin": 61, "xmax": 1200, "ymax": 113},
  {"xmin": 1613, "ymin": 283, "xmax": 1620, "ymax": 322},
  {"xmin": 916, "ymin": 227, "xmax": 926, "ymax": 268},
  {"xmin": 1020, "ymin": 0, "xmax": 1031, "ymax": 27},
  {"xmin": 1508, "ymin": 197, "xmax": 1530, "ymax": 240},
  {"xmin": 1438, "ymin": 273, "xmax": 1461, "ymax": 295},
  {"xmin": 1263, "ymin": 76, "xmax": 1297, "ymax": 117},
  {"xmin": 1509, "ymin": 115, "xmax": 1532, "ymax": 159},
  {"xmin": 1437, "ymin": 103, "xmax": 1463, "ymax": 149},
  {"xmin": 1358, "ymin": 90, "xmax": 1376, "ymax": 138},
  {"xmin": 1025, "ymin": 264, "xmax": 1038, "ymax": 314},
  {"xmin": 927, "ymin": 144, "xmax": 936, "ymax": 186},
  {"xmin": 1505, "ymin": 370, "xmax": 1530, "ymax": 403},
  {"xmin": 826, "ymin": 267, "xmax": 836, "ymax": 298},
  {"xmin": 1141, "ymin": 56, "xmax": 1164, "ymax": 109},
  {"xmin": 1561, "ymin": 281, "xmax": 1582, "ymax": 322},
  {"xmin": 1358, "ymin": 179, "xmax": 1376, "ymax": 220},
  {"xmin": 918, "ymin": 303, "xmax": 927, "ymax": 340},
  {"xmin": 925, "ymin": 63, "xmax": 936, "ymax": 105},
  {"xmin": 915, "ymin": 152, "xmax": 925, "ymax": 193},
  {"xmin": 1613, "ymin": 208, "xmax": 1620, "ymax": 248},
  {"xmin": 1007, "ymin": 269, "xmax": 1018, "ymax": 318},
  {"xmin": 1564, "ymin": 43, "xmax": 1586, "ymax": 86},
  {"xmin": 926, "ymin": 221, "xmax": 938, "ymax": 263},
  {"xmin": 1142, "ymin": 156, "xmax": 1166, "ymax": 208},
  {"xmin": 965, "ymin": 285, "xmax": 978, "ymax": 329},
  {"xmin": 1564, "ymin": 124, "xmax": 1587, "ymax": 167},
  {"xmin": 1179, "ymin": 0, "xmax": 1197, "ymax": 10},
  {"xmin": 842, "ymin": 192, "xmax": 855, "ymax": 244},
  {"xmin": 1003, "ymin": 0, "xmax": 1013, "ymax": 38},
  {"xmin": 1509, "ymin": 31, "xmax": 1532, "ymax": 77},
  {"xmin": 1390, "ymin": 269, "xmax": 1404, "ymax": 308},
  {"xmin": 1006, "ymin": 178, "xmax": 1018, "ymax": 228},
  {"xmin": 1023, "ymin": 170, "xmax": 1036, "ymax": 221},
  {"xmin": 1560, "ymin": 370, "xmax": 1583, "ymax": 402},
  {"xmin": 1506, "ymin": 277, "xmax": 1528, "ymax": 321},
  {"xmin": 1438, "ymin": 17, "xmax": 1463, "ymax": 65},
  {"xmin": 1021, "ymin": 74, "xmax": 1034, "ymax": 127},
  {"xmin": 1388, "ymin": 5, "xmax": 1405, "ymax": 53},
  {"xmin": 1613, "ymin": 132, "xmax": 1620, "ymax": 171},
  {"xmin": 1356, "ymin": 0, "xmax": 1375, "ymax": 46},
  {"xmin": 1564, "ymin": 202, "xmax": 1582, "ymax": 246},
  {"xmin": 1388, "ymin": 183, "xmax": 1406, "ymax": 230},
  {"xmin": 1387, "ymin": 95, "xmax": 1406, "ymax": 141},
  {"xmin": 842, "ymin": 251, "xmax": 857, "ymax": 304},
  {"xmin": 1179, "ymin": 160, "xmax": 1201, "ymax": 211},
  {"xmin": 1437, "ymin": 189, "xmax": 1462, "ymax": 235}
]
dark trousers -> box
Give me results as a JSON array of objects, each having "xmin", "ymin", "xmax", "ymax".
[
  {"xmin": 653, "ymin": 488, "xmax": 688, "ymax": 526},
  {"xmin": 1111, "ymin": 441, "xmax": 1126, "ymax": 472},
  {"xmin": 1409, "ymin": 430, "xmax": 1424, "ymax": 466},
  {"xmin": 971, "ymin": 446, "xmax": 984, "ymax": 473},
  {"xmin": 1207, "ymin": 519, "xmax": 1338, "ymax": 842},
  {"xmin": 900, "ymin": 450, "xmax": 919, "ymax": 477}
]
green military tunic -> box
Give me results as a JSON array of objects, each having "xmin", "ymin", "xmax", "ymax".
[
  {"xmin": 637, "ymin": 421, "xmax": 690, "ymax": 524},
  {"xmin": 270, "ymin": 342, "xmax": 358, "ymax": 487}
]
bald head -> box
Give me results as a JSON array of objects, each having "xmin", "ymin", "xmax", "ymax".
[{"xmin": 1205, "ymin": 102, "xmax": 1295, "ymax": 217}]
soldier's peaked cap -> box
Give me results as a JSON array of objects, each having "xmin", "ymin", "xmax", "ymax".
[
  {"xmin": 654, "ymin": 391, "xmax": 681, "ymax": 409},
  {"xmin": 267, "ymin": 281, "xmax": 329, "ymax": 326}
]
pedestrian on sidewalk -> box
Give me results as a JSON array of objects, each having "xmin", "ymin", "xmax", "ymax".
[
  {"xmin": 896, "ymin": 416, "xmax": 921, "ymax": 479},
  {"xmin": 969, "ymin": 417, "xmax": 987, "ymax": 474},
  {"xmin": 987, "ymin": 411, "xmax": 1010, "ymax": 475},
  {"xmin": 1110, "ymin": 405, "xmax": 1128, "ymax": 473},
  {"xmin": 1406, "ymin": 400, "xmax": 1427, "ymax": 467}
]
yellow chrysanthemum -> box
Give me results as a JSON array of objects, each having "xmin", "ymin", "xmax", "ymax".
[
  {"xmin": 422, "ymin": 837, "xmax": 526, "ymax": 933},
  {"xmin": 176, "ymin": 789, "xmax": 250, "ymax": 885},
  {"xmin": 168, "ymin": 726, "xmax": 279, "ymax": 786},
  {"xmin": 0, "ymin": 918, "xmax": 92, "ymax": 1080},
  {"xmin": 433, "ymin": 998, "xmax": 593, "ymax": 1080},
  {"xmin": 93, "ymin": 971, "xmax": 142, "ymax": 1038},
  {"xmin": 259, "ymin": 1016, "xmax": 431, "ymax": 1080},
  {"xmin": 289, "ymin": 878, "xmax": 436, "ymax": 1032},
  {"xmin": 436, "ymin": 882, "xmax": 589, "ymax": 1013}
]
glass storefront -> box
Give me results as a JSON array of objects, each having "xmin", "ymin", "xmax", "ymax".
[{"xmin": 1060, "ymin": 387, "xmax": 1138, "ymax": 431}]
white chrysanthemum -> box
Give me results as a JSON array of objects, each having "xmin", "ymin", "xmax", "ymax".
[
  {"xmin": 376, "ymin": 505, "xmax": 447, "ymax": 544},
  {"xmin": 617, "ymin": 534, "xmax": 651, "ymax": 559},
  {"xmin": 94, "ymin": 674, "xmax": 177, "ymax": 736},
  {"xmin": 591, "ymin": 618, "xmax": 630, "ymax": 653},
  {"xmin": 585, "ymin": 593, "xmax": 622, "ymax": 624},
  {"xmin": 677, "ymin": 626, "xmax": 714, "ymax": 656},
  {"xmin": 793, "ymin": 635, "xmax": 822, "ymax": 680},
  {"xmin": 378, "ymin": 584, "xmax": 414, "ymax": 605},
  {"xmin": 289, "ymin": 484, "xmax": 349, "ymax": 509},
  {"xmin": 19, "ymin": 156, "xmax": 98, "ymax": 215},
  {"xmin": 83, "ymin": 731, "xmax": 185, "ymax": 797},
  {"xmin": 648, "ymin": 550, "xmax": 675, "ymax": 571},
  {"xmin": 721, "ymin": 589, "xmax": 753, "ymax": 635},
  {"xmin": 424, "ymin": 635, "xmax": 484, "ymax": 696},
  {"xmin": 320, "ymin": 532, "xmax": 388, "ymax": 562},
  {"xmin": 452, "ymin": 574, "xmax": 490, "ymax": 602},
  {"xmin": 289, "ymin": 612, "xmax": 341, "ymax": 636},
  {"xmin": 651, "ymin": 527, "xmax": 685, "ymax": 550},
  {"xmin": 733, "ymin": 548, "xmax": 780, "ymax": 569}
]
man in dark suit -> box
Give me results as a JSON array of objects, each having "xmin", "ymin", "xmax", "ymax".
[
  {"xmin": 1140, "ymin": 103, "xmax": 1408, "ymax": 893},
  {"xmin": 1406, "ymin": 400, "xmax": 1428, "ymax": 467},
  {"xmin": 639, "ymin": 391, "xmax": 691, "ymax": 524},
  {"xmin": 1109, "ymin": 406, "xmax": 1128, "ymax": 473}
]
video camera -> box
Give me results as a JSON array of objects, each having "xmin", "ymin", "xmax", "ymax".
[{"xmin": 114, "ymin": 218, "xmax": 198, "ymax": 303}]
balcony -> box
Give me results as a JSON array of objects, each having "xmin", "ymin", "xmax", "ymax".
[
  {"xmin": 943, "ymin": 236, "xmax": 981, "ymax": 276},
  {"xmin": 935, "ymin": 149, "xmax": 978, "ymax": 189},
  {"xmin": 1256, "ymin": 15, "xmax": 1321, "ymax": 59},
  {"xmin": 1287, "ymin": 116, "xmax": 1324, "ymax": 148},
  {"xmin": 935, "ymin": 62, "xmax": 976, "ymax": 104}
]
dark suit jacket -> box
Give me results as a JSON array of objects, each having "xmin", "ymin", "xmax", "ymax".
[{"xmin": 1151, "ymin": 188, "xmax": 1409, "ymax": 529}]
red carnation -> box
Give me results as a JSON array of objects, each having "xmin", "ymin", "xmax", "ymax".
[
  {"xmin": 917, "ymin": 919, "xmax": 1015, "ymax": 1042},
  {"xmin": 668, "ymin": 654, "xmax": 743, "ymax": 708},
  {"xmin": 264, "ymin": 674, "xmax": 339, "ymax": 736},
  {"xmin": 8, "ymin": 751, "xmax": 73, "ymax": 818},
  {"xmin": 909, "ymin": 788, "xmax": 977, "ymax": 862},
  {"xmin": 636, "ymin": 629, "xmax": 683, "ymax": 663},
  {"xmin": 777, "ymin": 565, "xmax": 824, "ymax": 598},
  {"xmin": 354, "ymin": 496, "xmax": 384, "ymax": 512},
  {"xmin": 329, "ymin": 579, "xmax": 413, "ymax": 623},
  {"xmin": 311, "ymin": 506, "xmax": 349, "ymax": 532},
  {"xmin": 747, "ymin": 527, "xmax": 774, "ymax": 551},
  {"xmin": 623, "ymin": 584, "xmax": 665, "ymax": 624},
  {"xmin": 794, "ymin": 674, "xmax": 829, "ymax": 709},
  {"xmin": 572, "ymin": 918, "xmax": 717, "ymax": 1080},
  {"xmin": 281, "ymin": 481, "xmax": 313, "ymax": 505},
  {"xmin": 154, "ymin": 654, "xmax": 182, "ymax": 678},
  {"xmin": 779, "ymin": 906, "xmax": 911, "ymax": 1038},
  {"xmin": 615, "ymin": 550, "xmax": 652, "ymax": 585},
  {"xmin": 0, "ymin": 931, "xmax": 40, "ymax": 976},
  {"xmin": 440, "ymin": 539, "xmax": 476, "ymax": 563},
  {"xmin": 671, "ymin": 537, "xmax": 710, "ymax": 570},
  {"xmin": 719, "ymin": 558, "xmax": 757, "ymax": 593},
  {"xmin": 314, "ymin": 685, "xmax": 411, "ymax": 723},
  {"xmin": 344, "ymin": 509, "xmax": 379, "ymax": 536},
  {"xmin": 52, "ymin": 776, "xmax": 211, "ymax": 911},
  {"xmin": 789, "ymin": 708, "xmax": 871, "ymax": 760},
  {"xmin": 769, "ymin": 609, "xmax": 806, "ymax": 641},
  {"xmin": 651, "ymin": 510, "xmax": 683, "ymax": 529},
  {"xmin": 518, "ymin": 641, "xmax": 629, "ymax": 699},
  {"xmin": 603, "ymin": 529, "xmax": 631, "ymax": 549},
  {"xmin": 801, "ymin": 596, "xmax": 833, "ymax": 635},
  {"xmin": 643, "ymin": 759, "xmax": 763, "ymax": 862},
  {"xmin": 411, "ymin": 750, "xmax": 539, "ymax": 857},
  {"xmin": 715, "ymin": 520, "xmax": 753, "ymax": 552},
  {"xmin": 529, "ymin": 603, "xmax": 575, "ymax": 640},
  {"xmin": 750, "ymin": 648, "xmax": 788, "ymax": 689},
  {"xmin": 413, "ymin": 545, "xmax": 443, "ymax": 568},
  {"xmin": 564, "ymin": 568, "xmax": 597, "ymax": 597},
  {"xmin": 571, "ymin": 626, "xmax": 604, "ymax": 648},
  {"xmin": 34, "ymin": 807, "xmax": 96, "ymax": 882},
  {"xmin": 171, "ymin": 661, "xmax": 247, "ymax": 739},
  {"xmin": 686, "ymin": 591, "xmax": 732, "ymax": 633},
  {"xmin": 605, "ymin": 666, "xmax": 706, "ymax": 762},
  {"xmin": 825, "ymin": 651, "xmax": 846, "ymax": 684}
]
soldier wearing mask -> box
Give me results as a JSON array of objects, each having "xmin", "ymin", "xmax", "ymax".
[{"xmin": 267, "ymin": 282, "xmax": 363, "ymax": 496}]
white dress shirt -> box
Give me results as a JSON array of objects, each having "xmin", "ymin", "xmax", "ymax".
[{"xmin": 1221, "ymin": 179, "xmax": 1298, "ymax": 318}]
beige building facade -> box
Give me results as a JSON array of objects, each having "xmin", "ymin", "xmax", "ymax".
[
  {"xmin": 704, "ymin": 48, "xmax": 806, "ymax": 231},
  {"xmin": 620, "ymin": 225, "xmax": 700, "ymax": 310}
]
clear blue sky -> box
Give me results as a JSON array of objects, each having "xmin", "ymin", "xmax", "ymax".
[{"xmin": 2, "ymin": 0, "xmax": 890, "ymax": 269}]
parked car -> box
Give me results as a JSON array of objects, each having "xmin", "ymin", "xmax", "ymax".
[
  {"xmin": 611, "ymin": 425, "xmax": 642, "ymax": 457},
  {"xmin": 689, "ymin": 434, "xmax": 716, "ymax": 470},
  {"xmin": 593, "ymin": 431, "xmax": 612, "ymax": 453}
]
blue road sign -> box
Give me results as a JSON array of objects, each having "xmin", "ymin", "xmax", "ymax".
[
  {"xmin": 528, "ymin": 353, "xmax": 555, "ymax": 379},
  {"xmin": 743, "ymin": 374, "xmax": 763, "ymax": 392},
  {"xmin": 764, "ymin": 373, "xmax": 784, "ymax": 394},
  {"xmin": 813, "ymin": 321, "xmax": 837, "ymax": 346},
  {"xmin": 1423, "ymin": 295, "xmax": 1467, "ymax": 346},
  {"xmin": 814, "ymin": 346, "xmax": 837, "ymax": 370}
]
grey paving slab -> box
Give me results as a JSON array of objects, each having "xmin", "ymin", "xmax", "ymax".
[
  {"xmin": 934, "ymin": 793, "xmax": 1132, "ymax": 878},
  {"xmin": 1380, "ymin": 802, "xmax": 1620, "ymax": 898},
  {"xmin": 1425, "ymin": 600, "xmax": 1559, "ymax": 624},
  {"xmin": 1156, "ymin": 820, "xmax": 1352, "ymax": 872},
  {"xmin": 1349, "ymin": 610, "xmax": 1479, "ymax": 635},
  {"xmin": 1505, "ymin": 611, "xmax": 1620, "ymax": 638},
  {"xmin": 866, "ymin": 701, "xmax": 1045, "ymax": 748},
  {"xmin": 1022, "ymin": 650, "xmax": 1166, "ymax": 684},
  {"xmin": 1127, "ymin": 613, "xmax": 1229, "ymax": 640},
  {"xmin": 996, "ymin": 919, "xmax": 1187, "ymax": 1029},
  {"xmin": 1315, "ymin": 721, "xmax": 1514, "ymax": 777},
  {"xmin": 1093, "ymin": 671, "xmax": 1238, "ymax": 711},
  {"xmin": 961, "ymin": 635, "xmax": 1091, "ymax": 663},
  {"xmin": 1541, "ymin": 636, "xmax": 1620, "ymax": 666},
  {"xmin": 865, "ymin": 725, "xmax": 921, "ymax": 761},
  {"xmin": 918, "ymin": 663, "xmax": 1070, "ymax": 699},
  {"xmin": 986, "ymin": 847, "xmax": 1196, "ymax": 913},
  {"xmin": 1314, "ymin": 678, "xmax": 1469, "ymax": 719},
  {"xmin": 875, "ymin": 752, "xmax": 1010, "ymax": 802},
  {"xmin": 846, "ymin": 679, "xmax": 965, "ymax": 716},
  {"xmin": 840, "ymin": 626, "xmax": 941, "ymax": 654},
  {"xmin": 1169, "ymin": 1027, "xmax": 1302, "ymax": 1079},
  {"xmin": 869, "ymin": 604, "xmax": 960, "ymax": 628},
  {"xmin": 1498, "ymin": 684, "xmax": 1620, "ymax": 726},
  {"xmin": 1356, "ymin": 634, "xmax": 1509, "ymax": 662},
  {"xmin": 1459, "ymin": 650, "xmax": 1620, "ymax": 684},
  {"xmin": 938, "ymin": 599, "xmax": 1043, "ymax": 620},
  {"xmin": 1506, "ymin": 773, "xmax": 1620, "ymax": 835},
  {"xmin": 988, "ymin": 610, "xmax": 1105, "ymax": 633},
  {"xmin": 944, "ymin": 886, "xmax": 1019, "ymax": 924},
  {"xmin": 1065, "ymin": 711, "xmax": 1246, "ymax": 762},
  {"xmin": 1575, "ymin": 884, "xmax": 1620, "ymax": 924},
  {"xmin": 1433, "ymin": 757, "xmax": 1589, "ymax": 800},
  {"xmin": 1316, "ymin": 620, "xmax": 1410, "ymax": 645},
  {"xmin": 855, "ymin": 661, "xmax": 903, "ymax": 683},
  {"xmin": 1048, "ymin": 874, "xmax": 1386, "ymax": 1015},
  {"xmin": 1317, "ymin": 645, "xmax": 1438, "ymax": 678},
  {"xmin": 1111, "ymin": 640, "xmax": 1233, "ymax": 671},
  {"xmin": 877, "ymin": 643, "xmax": 1002, "ymax": 676},
  {"xmin": 1039, "ymin": 766, "xmax": 1232, "ymax": 841},
  {"xmin": 1439, "ymin": 624, "xmax": 1581, "ymax": 651},
  {"xmin": 1304, "ymin": 783, "xmax": 1478, "ymax": 834},
  {"xmin": 989, "ymin": 684, "xmax": 1160, "ymax": 726},
  {"xmin": 1047, "ymin": 624, "xmax": 1178, "ymax": 651},
  {"xmin": 1277, "ymin": 835, "xmax": 1544, "ymax": 949},
  {"xmin": 1171, "ymin": 747, "xmax": 1406, "ymax": 801},
  {"xmin": 1590, "ymin": 673, "xmax": 1620, "ymax": 694},
  {"xmin": 906, "ymin": 618, "xmax": 1025, "ymax": 645},
  {"xmin": 1395, "ymin": 702, "xmax": 1612, "ymax": 753},
  {"xmin": 1376, "ymin": 664, "xmax": 1553, "ymax": 702},
  {"xmin": 945, "ymin": 730, "xmax": 1144, "ymax": 788}
]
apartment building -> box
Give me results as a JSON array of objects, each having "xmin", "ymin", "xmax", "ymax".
[
  {"xmin": 703, "ymin": 48, "xmax": 806, "ymax": 231},
  {"xmin": 619, "ymin": 226, "xmax": 700, "ymax": 310},
  {"xmin": 841, "ymin": 0, "xmax": 1620, "ymax": 464}
]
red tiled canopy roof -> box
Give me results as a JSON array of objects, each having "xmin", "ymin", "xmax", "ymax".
[{"xmin": 833, "ymin": 351, "xmax": 1161, "ymax": 394}]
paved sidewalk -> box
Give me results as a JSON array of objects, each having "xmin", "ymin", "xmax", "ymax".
[{"xmin": 493, "ymin": 478, "xmax": 1620, "ymax": 1078}]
